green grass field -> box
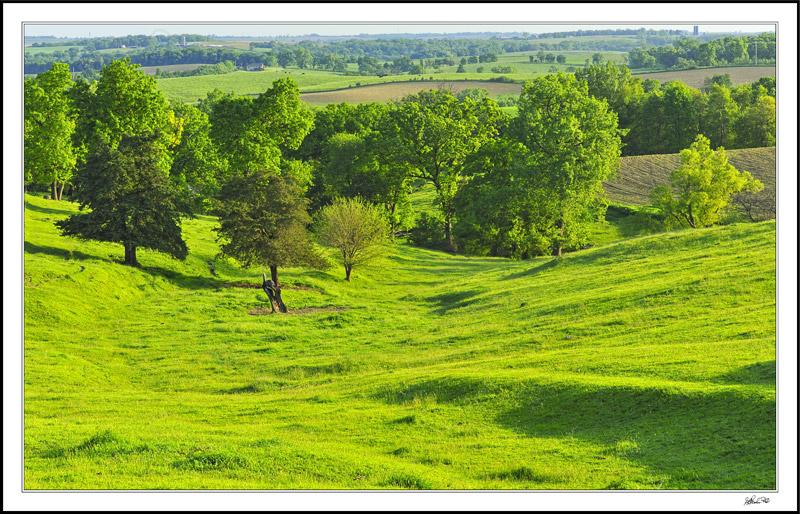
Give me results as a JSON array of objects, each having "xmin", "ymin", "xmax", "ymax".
[{"xmin": 23, "ymin": 193, "xmax": 775, "ymax": 490}]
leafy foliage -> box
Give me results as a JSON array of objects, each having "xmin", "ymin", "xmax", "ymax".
[
  {"xmin": 216, "ymin": 171, "xmax": 328, "ymax": 274},
  {"xmin": 24, "ymin": 62, "xmax": 77, "ymax": 198},
  {"xmin": 649, "ymin": 135, "xmax": 763, "ymax": 228},
  {"xmin": 56, "ymin": 133, "xmax": 188, "ymax": 266},
  {"xmin": 316, "ymin": 197, "xmax": 389, "ymax": 281}
]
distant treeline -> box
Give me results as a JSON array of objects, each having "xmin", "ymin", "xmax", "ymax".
[{"xmin": 628, "ymin": 33, "xmax": 775, "ymax": 70}]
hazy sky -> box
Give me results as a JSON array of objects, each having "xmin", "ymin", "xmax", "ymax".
[{"xmin": 23, "ymin": 23, "xmax": 775, "ymax": 39}]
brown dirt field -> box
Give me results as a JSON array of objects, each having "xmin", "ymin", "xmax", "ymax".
[
  {"xmin": 248, "ymin": 307, "xmax": 349, "ymax": 316},
  {"xmin": 299, "ymin": 81, "xmax": 522, "ymax": 104},
  {"xmin": 633, "ymin": 67, "xmax": 775, "ymax": 89}
]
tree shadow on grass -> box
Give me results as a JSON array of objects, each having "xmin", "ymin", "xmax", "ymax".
[
  {"xmin": 24, "ymin": 241, "xmax": 97, "ymax": 262},
  {"xmin": 374, "ymin": 376, "xmax": 776, "ymax": 489},
  {"xmin": 24, "ymin": 200, "xmax": 74, "ymax": 217}
]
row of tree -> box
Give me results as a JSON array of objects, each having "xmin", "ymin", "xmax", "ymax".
[
  {"xmin": 574, "ymin": 62, "xmax": 776, "ymax": 155},
  {"xmin": 627, "ymin": 33, "xmax": 776, "ymax": 70},
  {"xmin": 25, "ymin": 59, "xmax": 770, "ymax": 286}
]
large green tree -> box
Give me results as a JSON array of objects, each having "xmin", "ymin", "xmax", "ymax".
[
  {"xmin": 24, "ymin": 62, "xmax": 77, "ymax": 200},
  {"xmin": 513, "ymin": 72, "xmax": 624, "ymax": 256},
  {"xmin": 453, "ymin": 139, "xmax": 558, "ymax": 258},
  {"xmin": 382, "ymin": 89, "xmax": 505, "ymax": 251},
  {"xmin": 209, "ymin": 78, "xmax": 314, "ymax": 175},
  {"xmin": 78, "ymin": 58, "xmax": 179, "ymax": 174},
  {"xmin": 56, "ymin": 133, "xmax": 188, "ymax": 267},
  {"xmin": 649, "ymin": 134, "xmax": 763, "ymax": 229}
]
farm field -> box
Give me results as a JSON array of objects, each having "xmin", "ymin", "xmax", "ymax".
[
  {"xmin": 299, "ymin": 80, "xmax": 522, "ymax": 104},
  {"xmin": 23, "ymin": 193, "xmax": 775, "ymax": 490},
  {"xmin": 632, "ymin": 66, "xmax": 775, "ymax": 89},
  {"xmin": 604, "ymin": 147, "xmax": 776, "ymax": 220},
  {"xmin": 138, "ymin": 63, "xmax": 205, "ymax": 76}
]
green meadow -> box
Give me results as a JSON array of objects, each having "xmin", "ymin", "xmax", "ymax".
[{"xmin": 23, "ymin": 193, "xmax": 775, "ymax": 490}]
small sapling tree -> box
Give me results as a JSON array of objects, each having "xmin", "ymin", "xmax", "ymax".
[
  {"xmin": 316, "ymin": 197, "xmax": 389, "ymax": 281},
  {"xmin": 649, "ymin": 134, "xmax": 763, "ymax": 228}
]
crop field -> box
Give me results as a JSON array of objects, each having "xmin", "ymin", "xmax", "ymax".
[
  {"xmin": 23, "ymin": 193, "xmax": 775, "ymax": 490},
  {"xmin": 603, "ymin": 147, "xmax": 776, "ymax": 220},
  {"xmin": 299, "ymin": 80, "xmax": 522, "ymax": 104},
  {"xmin": 632, "ymin": 66, "xmax": 775, "ymax": 89}
]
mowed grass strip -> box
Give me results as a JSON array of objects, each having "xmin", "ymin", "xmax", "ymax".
[
  {"xmin": 23, "ymin": 194, "xmax": 775, "ymax": 489},
  {"xmin": 604, "ymin": 147, "xmax": 776, "ymax": 219}
]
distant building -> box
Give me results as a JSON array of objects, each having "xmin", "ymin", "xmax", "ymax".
[
  {"xmin": 693, "ymin": 25, "xmax": 699, "ymax": 36},
  {"xmin": 246, "ymin": 63, "xmax": 264, "ymax": 72}
]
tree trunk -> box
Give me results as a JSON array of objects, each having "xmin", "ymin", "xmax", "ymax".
[
  {"xmin": 445, "ymin": 218, "xmax": 456, "ymax": 252},
  {"xmin": 58, "ymin": 181, "xmax": 66, "ymax": 201},
  {"xmin": 345, "ymin": 265, "xmax": 352, "ymax": 282},
  {"xmin": 124, "ymin": 243, "xmax": 139, "ymax": 267},
  {"xmin": 51, "ymin": 181, "xmax": 58, "ymax": 201},
  {"xmin": 269, "ymin": 265, "xmax": 287, "ymax": 313}
]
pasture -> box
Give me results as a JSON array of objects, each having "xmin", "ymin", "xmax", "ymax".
[
  {"xmin": 604, "ymin": 147, "xmax": 776, "ymax": 220},
  {"xmin": 23, "ymin": 193, "xmax": 775, "ymax": 490},
  {"xmin": 632, "ymin": 66, "xmax": 775, "ymax": 89}
]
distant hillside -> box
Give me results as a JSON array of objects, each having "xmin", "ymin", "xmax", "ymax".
[{"xmin": 604, "ymin": 147, "xmax": 776, "ymax": 220}]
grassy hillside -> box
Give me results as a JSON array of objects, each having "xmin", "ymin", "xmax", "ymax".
[
  {"xmin": 23, "ymin": 194, "xmax": 775, "ymax": 490},
  {"xmin": 604, "ymin": 147, "xmax": 776, "ymax": 220}
]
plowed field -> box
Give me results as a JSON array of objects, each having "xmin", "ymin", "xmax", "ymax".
[
  {"xmin": 604, "ymin": 147, "xmax": 776, "ymax": 220},
  {"xmin": 300, "ymin": 80, "xmax": 523, "ymax": 104}
]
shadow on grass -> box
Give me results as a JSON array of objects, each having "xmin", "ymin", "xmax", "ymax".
[
  {"xmin": 374, "ymin": 377, "xmax": 776, "ymax": 489},
  {"xmin": 425, "ymin": 289, "xmax": 482, "ymax": 315},
  {"xmin": 24, "ymin": 242, "xmax": 97, "ymax": 262},
  {"xmin": 24, "ymin": 200, "xmax": 74, "ymax": 217},
  {"xmin": 712, "ymin": 361, "xmax": 775, "ymax": 386}
]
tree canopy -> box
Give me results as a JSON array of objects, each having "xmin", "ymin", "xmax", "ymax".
[{"xmin": 649, "ymin": 134, "xmax": 764, "ymax": 228}]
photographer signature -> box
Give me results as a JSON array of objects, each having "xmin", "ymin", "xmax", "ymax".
[{"xmin": 744, "ymin": 495, "xmax": 770, "ymax": 505}]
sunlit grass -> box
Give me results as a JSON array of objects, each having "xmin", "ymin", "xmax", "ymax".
[{"xmin": 23, "ymin": 193, "xmax": 775, "ymax": 489}]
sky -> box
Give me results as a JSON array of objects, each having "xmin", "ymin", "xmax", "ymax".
[{"xmin": 23, "ymin": 23, "xmax": 776, "ymax": 39}]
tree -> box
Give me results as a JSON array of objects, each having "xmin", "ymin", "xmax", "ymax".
[
  {"xmin": 734, "ymin": 94, "xmax": 775, "ymax": 148},
  {"xmin": 513, "ymin": 72, "xmax": 624, "ymax": 255},
  {"xmin": 56, "ymin": 133, "xmax": 188, "ymax": 267},
  {"xmin": 216, "ymin": 171, "xmax": 328, "ymax": 310},
  {"xmin": 316, "ymin": 197, "xmax": 388, "ymax": 281},
  {"xmin": 453, "ymin": 139, "xmax": 558, "ymax": 258},
  {"xmin": 169, "ymin": 103, "xmax": 229, "ymax": 212},
  {"xmin": 649, "ymin": 135, "xmax": 763, "ymax": 228},
  {"xmin": 210, "ymin": 78, "xmax": 314, "ymax": 176},
  {"xmin": 24, "ymin": 63, "xmax": 77, "ymax": 200},
  {"xmin": 382, "ymin": 89, "xmax": 505, "ymax": 251},
  {"xmin": 702, "ymin": 84, "xmax": 739, "ymax": 149},
  {"xmin": 556, "ymin": 54, "xmax": 567, "ymax": 64}
]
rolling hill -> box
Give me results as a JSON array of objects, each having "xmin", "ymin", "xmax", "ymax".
[{"xmin": 23, "ymin": 193, "xmax": 776, "ymax": 489}]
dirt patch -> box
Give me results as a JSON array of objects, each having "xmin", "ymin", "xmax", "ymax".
[{"xmin": 247, "ymin": 307, "xmax": 350, "ymax": 316}]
